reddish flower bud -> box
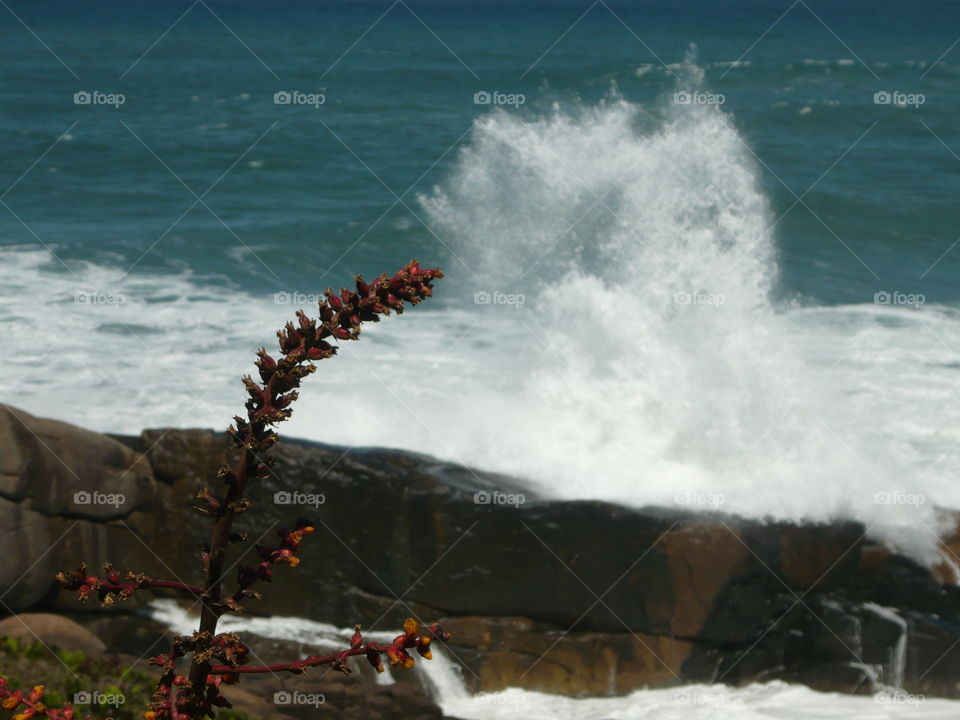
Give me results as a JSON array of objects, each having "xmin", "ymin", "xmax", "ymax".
[
  {"xmin": 306, "ymin": 344, "xmax": 331, "ymax": 360},
  {"xmin": 429, "ymin": 623, "xmax": 452, "ymax": 642},
  {"xmin": 325, "ymin": 290, "xmax": 343, "ymax": 310},
  {"xmin": 366, "ymin": 647, "xmax": 384, "ymax": 674}
]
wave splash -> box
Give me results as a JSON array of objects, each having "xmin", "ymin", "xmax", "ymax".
[
  {"xmin": 3, "ymin": 81, "xmax": 960, "ymax": 559},
  {"xmin": 414, "ymin": 89, "xmax": 960, "ymax": 556}
]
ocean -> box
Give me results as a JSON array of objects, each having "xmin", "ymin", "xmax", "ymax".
[{"xmin": 3, "ymin": 1, "xmax": 960, "ymax": 713}]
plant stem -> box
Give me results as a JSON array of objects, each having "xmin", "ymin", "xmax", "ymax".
[
  {"xmin": 184, "ymin": 446, "xmax": 253, "ymax": 708},
  {"xmin": 208, "ymin": 646, "xmax": 375, "ymax": 675}
]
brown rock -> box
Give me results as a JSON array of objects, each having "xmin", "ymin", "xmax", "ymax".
[
  {"xmin": 0, "ymin": 500, "xmax": 67, "ymax": 610},
  {"xmin": 0, "ymin": 405, "xmax": 158, "ymax": 609},
  {"xmin": 4, "ymin": 407, "xmax": 960, "ymax": 701},
  {"xmin": 778, "ymin": 522, "xmax": 865, "ymax": 591},
  {"xmin": 0, "ymin": 405, "xmax": 154, "ymax": 520},
  {"xmin": 232, "ymin": 665, "xmax": 447, "ymax": 720},
  {"xmin": 660, "ymin": 523, "xmax": 746, "ymax": 638},
  {"xmin": 0, "ymin": 612, "xmax": 107, "ymax": 658},
  {"xmin": 442, "ymin": 616, "xmax": 693, "ymax": 696}
]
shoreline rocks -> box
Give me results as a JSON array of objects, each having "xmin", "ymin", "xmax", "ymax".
[{"xmin": 2, "ymin": 404, "xmax": 960, "ymax": 699}]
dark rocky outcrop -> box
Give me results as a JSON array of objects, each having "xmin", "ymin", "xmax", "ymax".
[{"xmin": 2, "ymin": 404, "xmax": 960, "ymax": 701}]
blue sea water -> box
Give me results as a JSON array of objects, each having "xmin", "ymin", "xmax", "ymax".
[
  {"xmin": 3, "ymin": 0, "xmax": 959, "ymax": 300},
  {"xmin": 4, "ymin": 0, "xmax": 960, "ymax": 549}
]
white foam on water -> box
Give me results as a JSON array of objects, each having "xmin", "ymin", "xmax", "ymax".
[
  {"xmin": 862, "ymin": 603, "xmax": 908, "ymax": 690},
  {"xmin": 437, "ymin": 683, "xmax": 957, "ymax": 720}
]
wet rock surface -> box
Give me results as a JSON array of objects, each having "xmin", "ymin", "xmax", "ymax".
[{"xmin": 2, "ymin": 404, "xmax": 959, "ymax": 700}]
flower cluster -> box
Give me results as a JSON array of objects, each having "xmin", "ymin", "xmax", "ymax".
[
  {"xmin": 46, "ymin": 261, "xmax": 446, "ymax": 720},
  {"xmin": 56, "ymin": 563, "xmax": 203, "ymax": 606},
  {"xmin": 256, "ymin": 521, "xmax": 314, "ymax": 569},
  {"xmin": 232, "ymin": 261, "xmax": 442, "ymax": 455},
  {"xmin": 224, "ymin": 521, "xmax": 315, "ymax": 611},
  {"xmin": 0, "ymin": 682, "xmax": 87, "ymax": 720},
  {"xmin": 201, "ymin": 617, "xmax": 453, "ymax": 677},
  {"xmin": 145, "ymin": 633, "xmax": 254, "ymax": 720},
  {"xmin": 135, "ymin": 618, "xmax": 454, "ymax": 720},
  {"xmin": 382, "ymin": 618, "xmax": 452, "ymax": 670}
]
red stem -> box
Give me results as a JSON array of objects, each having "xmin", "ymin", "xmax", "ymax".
[
  {"xmin": 99, "ymin": 579, "xmax": 205, "ymax": 595},
  {"xmin": 148, "ymin": 580, "xmax": 206, "ymax": 593},
  {"xmin": 208, "ymin": 646, "xmax": 374, "ymax": 674},
  {"xmin": 185, "ymin": 447, "xmax": 253, "ymax": 703}
]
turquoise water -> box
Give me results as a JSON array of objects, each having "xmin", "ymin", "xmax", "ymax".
[
  {"xmin": 4, "ymin": 1, "xmax": 960, "ymax": 551},
  {"xmin": 3, "ymin": 0, "xmax": 959, "ymax": 301}
]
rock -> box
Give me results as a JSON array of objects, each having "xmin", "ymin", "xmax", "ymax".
[
  {"xmin": 217, "ymin": 687, "xmax": 297, "ymax": 720},
  {"xmin": 660, "ymin": 522, "xmax": 747, "ymax": 639},
  {"xmin": 0, "ymin": 501, "xmax": 65, "ymax": 611},
  {"xmin": 3, "ymin": 405, "xmax": 960, "ymax": 700},
  {"xmin": 0, "ymin": 612, "xmax": 107, "ymax": 658},
  {"xmin": 778, "ymin": 522, "xmax": 865, "ymax": 591},
  {"xmin": 440, "ymin": 615, "xmax": 693, "ymax": 696},
  {"xmin": 224, "ymin": 661, "xmax": 449, "ymax": 720},
  {"xmin": 0, "ymin": 404, "xmax": 157, "ymax": 609},
  {"xmin": 0, "ymin": 405, "xmax": 153, "ymax": 520},
  {"xmin": 60, "ymin": 609, "xmax": 172, "ymax": 657}
]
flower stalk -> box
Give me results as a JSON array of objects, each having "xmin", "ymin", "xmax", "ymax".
[{"xmin": 44, "ymin": 261, "xmax": 447, "ymax": 720}]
